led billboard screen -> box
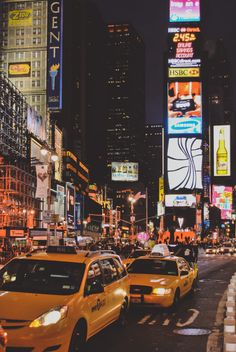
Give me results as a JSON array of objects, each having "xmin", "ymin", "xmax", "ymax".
[
  {"xmin": 168, "ymin": 81, "xmax": 202, "ymax": 134},
  {"xmin": 27, "ymin": 105, "xmax": 46, "ymax": 141},
  {"xmin": 165, "ymin": 194, "xmax": 196, "ymax": 207},
  {"xmin": 168, "ymin": 27, "xmax": 201, "ymax": 68},
  {"xmin": 213, "ymin": 125, "xmax": 231, "ymax": 177},
  {"xmin": 212, "ymin": 185, "xmax": 232, "ymax": 220},
  {"xmin": 167, "ymin": 138, "xmax": 203, "ymax": 190},
  {"xmin": 111, "ymin": 162, "xmax": 139, "ymax": 182},
  {"xmin": 66, "ymin": 183, "xmax": 75, "ymax": 228},
  {"xmin": 168, "ymin": 67, "xmax": 200, "ymax": 79},
  {"xmin": 170, "ymin": 0, "xmax": 200, "ymax": 23}
]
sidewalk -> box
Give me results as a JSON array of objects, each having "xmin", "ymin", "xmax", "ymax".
[{"xmin": 223, "ymin": 272, "xmax": 236, "ymax": 352}]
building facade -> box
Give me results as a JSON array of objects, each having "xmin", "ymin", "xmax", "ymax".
[{"xmin": 105, "ymin": 23, "xmax": 145, "ymax": 181}]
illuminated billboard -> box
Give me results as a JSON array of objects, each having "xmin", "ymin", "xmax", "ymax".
[
  {"xmin": 111, "ymin": 162, "xmax": 139, "ymax": 182},
  {"xmin": 168, "ymin": 81, "xmax": 202, "ymax": 134},
  {"xmin": 165, "ymin": 194, "xmax": 196, "ymax": 207},
  {"xmin": 213, "ymin": 125, "xmax": 231, "ymax": 177},
  {"xmin": 54, "ymin": 185, "xmax": 65, "ymax": 221},
  {"xmin": 66, "ymin": 183, "xmax": 75, "ymax": 228},
  {"xmin": 54, "ymin": 126, "xmax": 63, "ymax": 181},
  {"xmin": 169, "ymin": 0, "xmax": 200, "ymax": 23},
  {"xmin": 47, "ymin": 0, "xmax": 63, "ymax": 110},
  {"xmin": 168, "ymin": 27, "xmax": 201, "ymax": 68},
  {"xmin": 212, "ymin": 185, "xmax": 232, "ymax": 220},
  {"xmin": 8, "ymin": 62, "xmax": 31, "ymax": 77},
  {"xmin": 8, "ymin": 9, "xmax": 33, "ymax": 27},
  {"xmin": 167, "ymin": 138, "xmax": 203, "ymax": 190},
  {"xmin": 27, "ymin": 105, "xmax": 46, "ymax": 141},
  {"xmin": 168, "ymin": 67, "xmax": 200, "ymax": 78}
]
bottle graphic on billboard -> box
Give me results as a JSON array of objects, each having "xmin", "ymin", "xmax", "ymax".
[{"xmin": 216, "ymin": 128, "xmax": 228, "ymax": 175}]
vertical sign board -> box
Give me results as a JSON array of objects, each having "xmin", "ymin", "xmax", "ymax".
[
  {"xmin": 66, "ymin": 183, "xmax": 75, "ymax": 229},
  {"xmin": 213, "ymin": 125, "xmax": 231, "ymax": 177},
  {"xmin": 47, "ymin": 0, "xmax": 63, "ymax": 110}
]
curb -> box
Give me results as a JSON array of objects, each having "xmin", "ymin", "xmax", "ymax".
[{"xmin": 224, "ymin": 273, "xmax": 236, "ymax": 352}]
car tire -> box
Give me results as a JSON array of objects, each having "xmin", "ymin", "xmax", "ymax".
[
  {"xmin": 172, "ymin": 289, "xmax": 180, "ymax": 309},
  {"xmin": 69, "ymin": 321, "xmax": 87, "ymax": 352},
  {"xmin": 117, "ymin": 301, "xmax": 128, "ymax": 328}
]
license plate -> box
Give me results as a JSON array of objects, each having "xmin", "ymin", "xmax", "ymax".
[{"xmin": 131, "ymin": 296, "xmax": 141, "ymax": 303}]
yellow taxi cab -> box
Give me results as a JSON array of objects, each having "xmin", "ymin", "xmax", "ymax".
[
  {"xmin": 0, "ymin": 246, "xmax": 129, "ymax": 352},
  {"xmin": 128, "ymin": 249, "xmax": 196, "ymax": 308},
  {"xmin": 123, "ymin": 249, "xmax": 151, "ymax": 268}
]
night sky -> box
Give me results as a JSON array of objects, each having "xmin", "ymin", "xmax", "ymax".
[{"xmin": 93, "ymin": 0, "xmax": 236, "ymax": 123}]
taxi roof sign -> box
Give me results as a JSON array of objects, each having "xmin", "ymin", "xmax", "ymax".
[
  {"xmin": 46, "ymin": 245, "xmax": 77, "ymax": 254},
  {"xmin": 151, "ymin": 244, "xmax": 170, "ymax": 257}
]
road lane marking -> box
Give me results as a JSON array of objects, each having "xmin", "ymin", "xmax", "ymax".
[
  {"xmin": 162, "ymin": 318, "xmax": 171, "ymax": 326},
  {"xmin": 137, "ymin": 315, "xmax": 151, "ymax": 325},
  {"xmin": 176, "ymin": 309, "xmax": 199, "ymax": 328}
]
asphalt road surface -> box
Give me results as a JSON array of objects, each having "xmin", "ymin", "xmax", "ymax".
[{"xmin": 85, "ymin": 253, "xmax": 236, "ymax": 352}]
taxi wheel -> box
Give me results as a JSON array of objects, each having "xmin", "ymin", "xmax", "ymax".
[
  {"xmin": 117, "ymin": 301, "xmax": 128, "ymax": 328},
  {"xmin": 172, "ymin": 289, "xmax": 180, "ymax": 308},
  {"xmin": 69, "ymin": 321, "xmax": 87, "ymax": 352}
]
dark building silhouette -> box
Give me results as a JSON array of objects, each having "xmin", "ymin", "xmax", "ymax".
[
  {"xmin": 144, "ymin": 124, "xmax": 163, "ymax": 217},
  {"xmin": 61, "ymin": 0, "xmax": 107, "ymax": 185},
  {"xmin": 205, "ymin": 39, "xmax": 233, "ymax": 125},
  {"xmin": 105, "ymin": 23, "xmax": 145, "ymax": 181}
]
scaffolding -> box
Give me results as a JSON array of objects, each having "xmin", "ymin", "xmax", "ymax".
[
  {"xmin": 0, "ymin": 163, "xmax": 40, "ymax": 228},
  {"xmin": 0, "ymin": 72, "xmax": 27, "ymax": 159}
]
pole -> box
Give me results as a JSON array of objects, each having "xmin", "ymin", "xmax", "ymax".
[{"xmin": 145, "ymin": 187, "xmax": 148, "ymax": 235}]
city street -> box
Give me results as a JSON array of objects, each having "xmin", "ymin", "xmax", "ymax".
[{"xmin": 86, "ymin": 253, "xmax": 236, "ymax": 352}]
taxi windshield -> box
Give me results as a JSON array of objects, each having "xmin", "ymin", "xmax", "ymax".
[
  {"xmin": 128, "ymin": 259, "xmax": 178, "ymax": 276},
  {"xmin": 0, "ymin": 259, "xmax": 85, "ymax": 295}
]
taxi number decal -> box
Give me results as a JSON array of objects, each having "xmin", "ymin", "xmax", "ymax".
[{"xmin": 91, "ymin": 299, "xmax": 106, "ymax": 312}]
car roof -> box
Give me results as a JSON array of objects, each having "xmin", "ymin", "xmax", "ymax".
[
  {"xmin": 133, "ymin": 254, "xmax": 180, "ymax": 261},
  {"xmin": 10, "ymin": 248, "xmax": 120, "ymax": 265}
]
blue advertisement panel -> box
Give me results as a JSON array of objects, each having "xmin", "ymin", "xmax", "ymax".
[
  {"xmin": 168, "ymin": 81, "xmax": 202, "ymax": 135},
  {"xmin": 66, "ymin": 183, "xmax": 75, "ymax": 229},
  {"xmin": 47, "ymin": 0, "xmax": 63, "ymax": 110}
]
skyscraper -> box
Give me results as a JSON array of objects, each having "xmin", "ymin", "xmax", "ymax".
[
  {"xmin": 0, "ymin": 0, "xmax": 48, "ymax": 120},
  {"xmin": 105, "ymin": 23, "xmax": 145, "ymax": 181},
  {"xmin": 144, "ymin": 124, "xmax": 163, "ymax": 216}
]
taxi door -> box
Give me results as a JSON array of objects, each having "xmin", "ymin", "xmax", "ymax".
[
  {"xmin": 100, "ymin": 258, "xmax": 121, "ymax": 322},
  {"xmin": 178, "ymin": 259, "xmax": 191, "ymax": 296},
  {"xmin": 84, "ymin": 261, "xmax": 108, "ymax": 336}
]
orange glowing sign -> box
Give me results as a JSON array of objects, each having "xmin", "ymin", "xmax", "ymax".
[{"xmin": 8, "ymin": 62, "xmax": 31, "ymax": 77}]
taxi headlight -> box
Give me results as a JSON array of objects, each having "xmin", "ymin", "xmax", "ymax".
[
  {"xmin": 29, "ymin": 306, "xmax": 68, "ymax": 328},
  {"xmin": 152, "ymin": 288, "xmax": 172, "ymax": 295}
]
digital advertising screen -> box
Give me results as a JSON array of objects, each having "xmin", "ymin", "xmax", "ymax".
[
  {"xmin": 213, "ymin": 125, "xmax": 231, "ymax": 177},
  {"xmin": 111, "ymin": 162, "xmax": 139, "ymax": 182},
  {"xmin": 168, "ymin": 67, "xmax": 200, "ymax": 79},
  {"xmin": 168, "ymin": 26, "xmax": 201, "ymax": 68},
  {"xmin": 212, "ymin": 185, "xmax": 232, "ymax": 220},
  {"xmin": 27, "ymin": 106, "xmax": 46, "ymax": 141},
  {"xmin": 165, "ymin": 194, "xmax": 196, "ymax": 207},
  {"xmin": 169, "ymin": 0, "xmax": 200, "ymax": 23},
  {"xmin": 167, "ymin": 138, "xmax": 203, "ymax": 190},
  {"xmin": 168, "ymin": 81, "xmax": 202, "ymax": 134},
  {"xmin": 66, "ymin": 183, "xmax": 75, "ymax": 228}
]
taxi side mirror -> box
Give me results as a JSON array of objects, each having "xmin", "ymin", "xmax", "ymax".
[
  {"xmin": 180, "ymin": 270, "xmax": 189, "ymax": 277},
  {"xmin": 88, "ymin": 281, "xmax": 104, "ymax": 295}
]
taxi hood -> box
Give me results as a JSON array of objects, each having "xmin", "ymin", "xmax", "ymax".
[
  {"xmin": 0, "ymin": 291, "xmax": 72, "ymax": 321},
  {"xmin": 129, "ymin": 274, "xmax": 177, "ymax": 287}
]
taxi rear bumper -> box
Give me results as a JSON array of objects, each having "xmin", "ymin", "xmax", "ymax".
[{"xmin": 130, "ymin": 293, "xmax": 173, "ymax": 308}]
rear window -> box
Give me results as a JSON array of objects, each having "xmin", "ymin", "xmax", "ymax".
[
  {"xmin": 0, "ymin": 259, "xmax": 85, "ymax": 295},
  {"xmin": 128, "ymin": 259, "xmax": 178, "ymax": 276}
]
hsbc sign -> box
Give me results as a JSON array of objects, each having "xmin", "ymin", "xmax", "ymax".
[{"xmin": 168, "ymin": 67, "xmax": 200, "ymax": 78}]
